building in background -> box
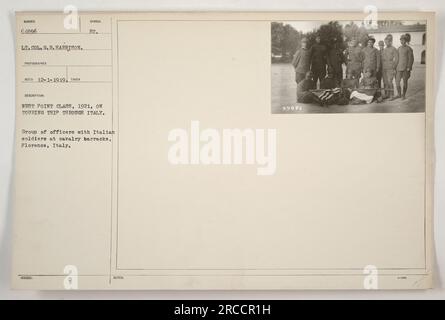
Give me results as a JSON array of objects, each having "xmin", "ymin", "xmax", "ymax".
[{"xmin": 368, "ymin": 24, "xmax": 426, "ymax": 64}]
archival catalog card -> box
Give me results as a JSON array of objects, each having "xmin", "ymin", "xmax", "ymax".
[{"xmin": 12, "ymin": 11, "xmax": 435, "ymax": 290}]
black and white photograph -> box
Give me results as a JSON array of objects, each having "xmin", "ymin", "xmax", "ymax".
[{"xmin": 271, "ymin": 20, "xmax": 427, "ymax": 113}]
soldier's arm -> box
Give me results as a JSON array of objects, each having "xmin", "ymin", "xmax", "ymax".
[
  {"xmin": 408, "ymin": 47, "xmax": 414, "ymax": 70},
  {"xmin": 291, "ymin": 50, "xmax": 299, "ymax": 68}
]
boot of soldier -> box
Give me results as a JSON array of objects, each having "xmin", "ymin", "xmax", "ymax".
[
  {"xmin": 391, "ymin": 87, "xmax": 401, "ymax": 101},
  {"xmin": 387, "ymin": 90, "xmax": 393, "ymax": 100},
  {"xmin": 402, "ymin": 87, "xmax": 407, "ymax": 100}
]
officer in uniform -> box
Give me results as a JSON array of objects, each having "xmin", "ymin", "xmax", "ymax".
[
  {"xmin": 292, "ymin": 37, "xmax": 312, "ymax": 84},
  {"xmin": 310, "ymin": 35, "xmax": 327, "ymax": 88},
  {"xmin": 343, "ymin": 38, "xmax": 363, "ymax": 80},
  {"xmin": 381, "ymin": 34, "xmax": 399, "ymax": 99},
  {"xmin": 362, "ymin": 37, "xmax": 380, "ymax": 78},
  {"xmin": 394, "ymin": 34, "xmax": 414, "ymax": 100},
  {"xmin": 376, "ymin": 40, "xmax": 385, "ymax": 88}
]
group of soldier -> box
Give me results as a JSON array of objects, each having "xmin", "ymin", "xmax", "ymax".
[{"xmin": 291, "ymin": 33, "xmax": 415, "ymax": 105}]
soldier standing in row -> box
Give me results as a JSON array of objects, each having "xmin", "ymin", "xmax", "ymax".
[
  {"xmin": 376, "ymin": 40, "xmax": 385, "ymax": 88},
  {"xmin": 327, "ymin": 38, "xmax": 345, "ymax": 86},
  {"xmin": 311, "ymin": 35, "xmax": 327, "ymax": 88},
  {"xmin": 394, "ymin": 34, "xmax": 414, "ymax": 100},
  {"xmin": 292, "ymin": 37, "xmax": 312, "ymax": 84},
  {"xmin": 381, "ymin": 34, "xmax": 399, "ymax": 100},
  {"xmin": 344, "ymin": 38, "xmax": 363, "ymax": 80},
  {"xmin": 362, "ymin": 37, "xmax": 380, "ymax": 78}
]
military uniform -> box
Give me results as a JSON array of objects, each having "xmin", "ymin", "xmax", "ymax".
[
  {"xmin": 297, "ymin": 78, "xmax": 315, "ymax": 103},
  {"xmin": 344, "ymin": 46, "xmax": 363, "ymax": 79},
  {"xmin": 362, "ymin": 46, "xmax": 381, "ymax": 75},
  {"xmin": 311, "ymin": 43, "xmax": 327, "ymax": 86},
  {"xmin": 376, "ymin": 47, "xmax": 384, "ymax": 88},
  {"xmin": 396, "ymin": 45, "xmax": 414, "ymax": 81},
  {"xmin": 381, "ymin": 45, "xmax": 399, "ymax": 98},
  {"xmin": 292, "ymin": 47, "xmax": 312, "ymax": 83},
  {"xmin": 395, "ymin": 44, "xmax": 414, "ymax": 98},
  {"xmin": 327, "ymin": 47, "xmax": 344, "ymax": 84}
]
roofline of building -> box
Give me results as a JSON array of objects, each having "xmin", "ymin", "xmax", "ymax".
[{"xmin": 368, "ymin": 25, "xmax": 426, "ymax": 34}]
